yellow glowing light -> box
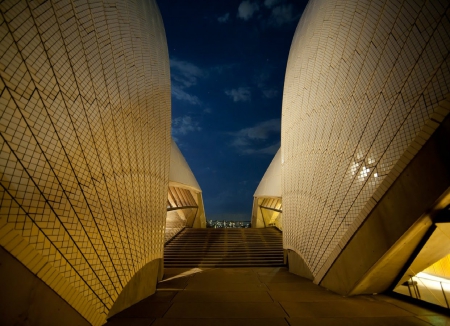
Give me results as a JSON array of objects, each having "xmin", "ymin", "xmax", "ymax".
[
  {"xmin": 416, "ymin": 272, "xmax": 450, "ymax": 284},
  {"xmin": 359, "ymin": 166, "xmax": 370, "ymax": 179},
  {"xmin": 410, "ymin": 272, "xmax": 450, "ymax": 294},
  {"xmin": 351, "ymin": 162, "xmax": 359, "ymax": 176}
]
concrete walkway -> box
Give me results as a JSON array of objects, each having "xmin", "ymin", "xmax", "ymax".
[{"xmin": 106, "ymin": 267, "xmax": 450, "ymax": 325}]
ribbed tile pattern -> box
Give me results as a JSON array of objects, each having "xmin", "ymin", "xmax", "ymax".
[
  {"xmin": 282, "ymin": 0, "xmax": 450, "ymax": 279},
  {"xmin": 0, "ymin": 1, "xmax": 170, "ymax": 324},
  {"xmin": 164, "ymin": 228, "xmax": 284, "ymax": 268}
]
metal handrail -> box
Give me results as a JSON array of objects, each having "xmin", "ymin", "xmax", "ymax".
[{"xmin": 405, "ymin": 275, "xmax": 450, "ymax": 309}]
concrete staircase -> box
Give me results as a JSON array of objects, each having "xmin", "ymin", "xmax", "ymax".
[{"xmin": 164, "ymin": 227, "xmax": 284, "ymax": 268}]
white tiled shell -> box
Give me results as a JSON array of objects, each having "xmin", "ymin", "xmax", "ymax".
[
  {"xmin": 0, "ymin": 0, "xmax": 170, "ymax": 324},
  {"xmin": 254, "ymin": 148, "xmax": 281, "ymax": 198},
  {"xmin": 169, "ymin": 139, "xmax": 201, "ymax": 191},
  {"xmin": 282, "ymin": 0, "xmax": 450, "ymax": 278}
]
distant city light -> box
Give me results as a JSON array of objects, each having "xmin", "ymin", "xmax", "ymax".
[{"xmin": 207, "ymin": 220, "xmax": 251, "ymax": 228}]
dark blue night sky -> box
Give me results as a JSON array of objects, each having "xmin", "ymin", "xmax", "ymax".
[{"xmin": 158, "ymin": 0, "xmax": 308, "ymax": 221}]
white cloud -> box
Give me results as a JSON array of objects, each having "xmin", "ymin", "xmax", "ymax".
[
  {"xmin": 170, "ymin": 59, "xmax": 205, "ymax": 88},
  {"xmin": 254, "ymin": 70, "xmax": 271, "ymax": 88},
  {"xmin": 229, "ymin": 119, "xmax": 281, "ymax": 155},
  {"xmin": 237, "ymin": 1, "xmax": 259, "ymax": 20},
  {"xmin": 172, "ymin": 116, "xmax": 201, "ymax": 135},
  {"xmin": 172, "ymin": 85, "xmax": 201, "ymax": 105},
  {"xmin": 203, "ymin": 107, "xmax": 212, "ymax": 114},
  {"xmin": 225, "ymin": 87, "xmax": 251, "ymax": 102},
  {"xmin": 264, "ymin": 0, "xmax": 281, "ymax": 8},
  {"xmin": 269, "ymin": 4, "xmax": 297, "ymax": 26},
  {"xmin": 211, "ymin": 63, "xmax": 237, "ymax": 74},
  {"xmin": 170, "ymin": 59, "xmax": 206, "ymax": 105},
  {"xmin": 262, "ymin": 88, "xmax": 278, "ymax": 99},
  {"xmin": 218, "ymin": 12, "xmax": 230, "ymax": 23},
  {"xmin": 233, "ymin": 118, "xmax": 280, "ymax": 140},
  {"xmin": 253, "ymin": 69, "xmax": 278, "ymax": 99},
  {"xmin": 243, "ymin": 142, "xmax": 280, "ymax": 155}
]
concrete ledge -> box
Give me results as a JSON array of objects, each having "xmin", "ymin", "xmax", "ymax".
[
  {"xmin": 108, "ymin": 258, "xmax": 163, "ymax": 318},
  {"xmin": 287, "ymin": 249, "xmax": 314, "ymax": 280},
  {"xmin": 0, "ymin": 245, "xmax": 90, "ymax": 326},
  {"xmin": 320, "ymin": 114, "xmax": 450, "ymax": 295}
]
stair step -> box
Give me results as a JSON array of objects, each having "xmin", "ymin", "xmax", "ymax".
[
  {"xmin": 165, "ymin": 263, "xmax": 284, "ymax": 268},
  {"xmin": 164, "ymin": 227, "xmax": 284, "ymax": 268}
]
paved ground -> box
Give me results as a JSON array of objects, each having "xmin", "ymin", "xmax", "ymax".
[{"xmin": 106, "ymin": 267, "xmax": 450, "ymax": 325}]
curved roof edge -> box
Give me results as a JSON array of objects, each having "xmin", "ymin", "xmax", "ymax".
[
  {"xmin": 254, "ymin": 148, "xmax": 281, "ymax": 197},
  {"xmin": 169, "ymin": 139, "xmax": 201, "ymax": 192}
]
